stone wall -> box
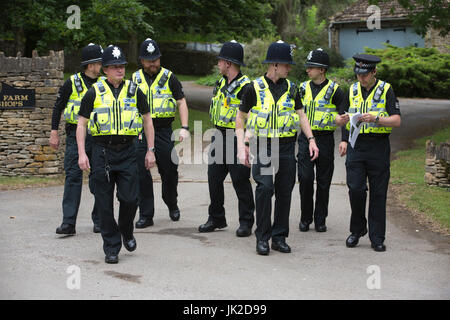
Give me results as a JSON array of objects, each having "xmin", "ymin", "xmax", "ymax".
[
  {"xmin": 0, "ymin": 50, "xmax": 65, "ymax": 177},
  {"xmin": 425, "ymin": 140, "xmax": 450, "ymax": 188}
]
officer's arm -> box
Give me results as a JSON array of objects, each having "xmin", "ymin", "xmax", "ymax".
[
  {"xmin": 50, "ymin": 79, "xmax": 72, "ymax": 149},
  {"xmin": 177, "ymin": 98, "xmax": 189, "ymax": 141},
  {"xmin": 297, "ymin": 108, "xmax": 319, "ymax": 161},
  {"xmin": 137, "ymin": 87, "xmax": 156, "ymax": 169},
  {"xmin": 76, "ymin": 116, "xmax": 90, "ymax": 171}
]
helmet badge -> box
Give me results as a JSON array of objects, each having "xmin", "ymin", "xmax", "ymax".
[
  {"xmin": 112, "ymin": 47, "xmax": 121, "ymax": 59},
  {"xmin": 147, "ymin": 42, "xmax": 155, "ymax": 53}
]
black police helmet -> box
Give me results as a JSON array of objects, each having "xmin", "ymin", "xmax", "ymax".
[
  {"xmin": 139, "ymin": 38, "xmax": 161, "ymax": 61},
  {"xmin": 218, "ymin": 40, "xmax": 245, "ymax": 66},
  {"xmin": 102, "ymin": 45, "xmax": 127, "ymax": 67},
  {"xmin": 353, "ymin": 53, "xmax": 381, "ymax": 74},
  {"xmin": 305, "ymin": 48, "xmax": 329, "ymax": 69},
  {"xmin": 81, "ymin": 43, "xmax": 103, "ymax": 66},
  {"xmin": 262, "ymin": 40, "xmax": 295, "ymax": 65}
]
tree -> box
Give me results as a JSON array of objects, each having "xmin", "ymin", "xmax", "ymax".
[
  {"xmin": 141, "ymin": 0, "xmax": 276, "ymax": 42},
  {"xmin": 0, "ymin": 0, "xmax": 152, "ymax": 56},
  {"xmin": 370, "ymin": 0, "xmax": 450, "ymax": 36}
]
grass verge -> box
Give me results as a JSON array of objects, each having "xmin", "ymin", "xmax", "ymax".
[
  {"xmin": 390, "ymin": 126, "xmax": 450, "ymax": 233},
  {"xmin": 0, "ymin": 175, "xmax": 65, "ymax": 191}
]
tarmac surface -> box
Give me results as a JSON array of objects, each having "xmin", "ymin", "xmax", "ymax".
[{"xmin": 1, "ymin": 89, "xmax": 449, "ymax": 300}]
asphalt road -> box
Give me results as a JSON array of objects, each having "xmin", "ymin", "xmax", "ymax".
[{"xmin": 0, "ymin": 93, "xmax": 449, "ymax": 300}]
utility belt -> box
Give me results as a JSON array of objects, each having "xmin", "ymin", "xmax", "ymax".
[
  {"xmin": 153, "ymin": 117, "xmax": 174, "ymax": 129},
  {"xmin": 65, "ymin": 123, "xmax": 78, "ymax": 134},
  {"xmin": 253, "ymin": 135, "xmax": 297, "ymax": 146},
  {"xmin": 215, "ymin": 125, "xmax": 236, "ymax": 132},
  {"xmin": 93, "ymin": 135, "xmax": 135, "ymax": 151},
  {"xmin": 312, "ymin": 130, "xmax": 334, "ymax": 136},
  {"xmin": 357, "ymin": 133, "xmax": 390, "ymax": 141}
]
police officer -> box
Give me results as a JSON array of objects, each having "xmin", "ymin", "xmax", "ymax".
[
  {"xmin": 344, "ymin": 54, "xmax": 401, "ymax": 252},
  {"xmin": 132, "ymin": 38, "xmax": 189, "ymax": 228},
  {"xmin": 50, "ymin": 43, "xmax": 103, "ymax": 235},
  {"xmin": 297, "ymin": 48, "xmax": 349, "ymax": 233},
  {"xmin": 76, "ymin": 45, "xmax": 156, "ymax": 264},
  {"xmin": 198, "ymin": 40, "xmax": 255, "ymax": 237},
  {"xmin": 236, "ymin": 41, "xmax": 319, "ymax": 255}
]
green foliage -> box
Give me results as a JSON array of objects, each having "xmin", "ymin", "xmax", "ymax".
[
  {"xmin": 327, "ymin": 59, "xmax": 356, "ymax": 94},
  {"xmin": 365, "ymin": 45, "xmax": 450, "ymax": 98},
  {"xmin": 142, "ymin": 0, "xmax": 276, "ymax": 43},
  {"xmin": 1, "ymin": 0, "xmax": 152, "ymax": 54}
]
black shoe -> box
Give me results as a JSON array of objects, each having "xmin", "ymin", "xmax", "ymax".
[
  {"xmin": 236, "ymin": 225, "xmax": 252, "ymax": 237},
  {"xmin": 299, "ymin": 222, "xmax": 310, "ymax": 232},
  {"xmin": 315, "ymin": 224, "xmax": 327, "ymax": 232},
  {"xmin": 198, "ymin": 220, "xmax": 227, "ymax": 233},
  {"xmin": 256, "ymin": 240, "xmax": 270, "ymax": 255},
  {"xmin": 345, "ymin": 229, "xmax": 368, "ymax": 248},
  {"xmin": 271, "ymin": 240, "xmax": 291, "ymax": 253},
  {"xmin": 135, "ymin": 217, "xmax": 154, "ymax": 229},
  {"xmin": 93, "ymin": 224, "xmax": 101, "ymax": 233},
  {"xmin": 371, "ymin": 243, "xmax": 386, "ymax": 252},
  {"xmin": 56, "ymin": 223, "xmax": 76, "ymax": 235},
  {"xmin": 105, "ymin": 253, "xmax": 119, "ymax": 264},
  {"xmin": 169, "ymin": 208, "xmax": 180, "ymax": 221},
  {"xmin": 123, "ymin": 236, "xmax": 137, "ymax": 252}
]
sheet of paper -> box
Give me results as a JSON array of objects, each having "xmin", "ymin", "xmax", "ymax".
[{"xmin": 349, "ymin": 112, "xmax": 363, "ymax": 148}]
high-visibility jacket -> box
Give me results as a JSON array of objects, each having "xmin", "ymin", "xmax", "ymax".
[
  {"xmin": 347, "ymin": 80, "xmax": 392, "ymax": 134},
  {"xmin": 300, "ymin": 80, "xmax": 338, "ymax": 131},
  {"xmin": 88, "ymin": 79, "xmax": 142, "ymax": 136},
  {"xmin": 132, "ymin": 67, "xmax": 176, "ymax": 118},
  {"xmin": 209, "ymin": 75, "xmax": 251, "ymax": 129},
  {"xmin": 246, "ymin": 77, "xmax": 300, "ymax": 138},
  {"xmin": 63, "ymin": 73, "xmax": 89, "ymax": 124}
]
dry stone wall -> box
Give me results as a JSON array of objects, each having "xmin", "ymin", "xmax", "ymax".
[
  {"xmin": 425, "ymin": 140, "xmax": 450, "ymax": 189},
  {"xmin": 0, "ymin": 50, "xmax": 65, "ymax": 177}
]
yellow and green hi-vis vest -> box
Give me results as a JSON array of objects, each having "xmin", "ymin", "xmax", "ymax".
[
  {"xmin": 347, "ymin": 80, "xmax": 392, "ymax": 134},
  {"xmin": 64, "ymin": 73, "xmax": 89, "ymax": 124},
  {"xmin": 300, "ymin": 80, "xmax": 338, "ymax": 131},
  {"xmin": 88, "ymin": 79, "xmax": 142, "ymax": 136},
  {"xmin": 246, "ymin": 77, "xmax": 300, "ymax": 138},
  {"xmin": 209, "ymin": 75, "xmax": 251, "ymax": 129},
  {"xmin": 132, "ymin": 67, "xmax": 176, "ymax": 119}
]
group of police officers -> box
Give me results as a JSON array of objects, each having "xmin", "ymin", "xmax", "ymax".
[{"xmin": 51, "ymin": 38, "xmax": 401, "ymax": 263}]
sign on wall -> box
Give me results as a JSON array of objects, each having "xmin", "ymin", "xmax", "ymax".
[{"xmin": 0, "ymin": 82, "xmax": 35, "ymax": 110}]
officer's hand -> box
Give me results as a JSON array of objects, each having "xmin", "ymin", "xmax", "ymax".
[
  {"xmin": 336, "ymin": 114, "xmax": 350, "ymax": 126},
  {"xmin": 238, "ymin": 146, "xmax": 250, "ymax": 168},
  {"xmin": 145, "ymin": 150, "xmax": 156, "ymax": 170},
  {"xmin": 78, "ymin": 153, "xmax": 90, "ymax": 171},
  {"xmin": 49, "ymin": 131, "xmax": 59, "ymax": 150},
  {"xmin": 361, "ymin": 113, "xmax": 375, "ymax": 123},
  {"xmin": 309, "ymin": 139, "xmax": 319, "ymax": 161},
  {"xmin": 339, "ymin": 141, "xmax": 348, "ymax": 157},
  {"xmin": 179, "ymin": 128, "xmax": 190, "ymax": 142}
]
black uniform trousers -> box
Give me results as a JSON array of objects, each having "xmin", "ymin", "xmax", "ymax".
[
  {"xmin": 252, "ymin": 139, "xmax": 296, "ymax": 242},
  {"xmin": 91, "ymin": 141, "xmax": 138, "ymax": 255},
  {"xmin": 135, "ymin": 127, "xmax": 179, "ymax": 219},
  {"xmin": 62, "ymin": 129, "xmax": 99, "ymax": 226},
  {"xmin": 297, "ymin": 132, "xmax": 334, "ymax": 226},
  {"xmin": 207, "ymin": 128, "xmax": 255, "ymax": 227},
  {"xmin": 346, "ymin": 135, "xmax": 391, "ymax": 245}
]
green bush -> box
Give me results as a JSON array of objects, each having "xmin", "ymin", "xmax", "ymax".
[{"xmin": 365, "ymin": 45, "xmax": 450, "ymax": 98}]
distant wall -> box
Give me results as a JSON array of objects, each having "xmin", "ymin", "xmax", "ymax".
[{"xmin": 0, "ymin": 50, "xmax": 65, "ymax": 177}]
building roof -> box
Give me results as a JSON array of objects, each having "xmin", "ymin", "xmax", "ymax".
[{"xmin": 330, "ymin": 0, "xmax": 423, "ymax": 23}]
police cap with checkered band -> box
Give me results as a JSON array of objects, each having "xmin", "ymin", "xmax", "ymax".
[{"xmin": 353, "ymin": 53, "xmax": 381, "ymax": 74}]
